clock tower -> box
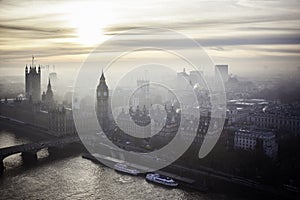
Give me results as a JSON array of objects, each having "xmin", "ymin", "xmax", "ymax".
[{"xmin": 96, "ymin": 71, "xmax": 109, "ymax": 131}]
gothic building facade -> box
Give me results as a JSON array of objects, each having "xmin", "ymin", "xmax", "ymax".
[
  {"xmin": 0, "ymin": 58, "xmax": 76, "ymax": 137},
  {"xmin": 25, "ymin": 65, "xmax": 41, "ymax": 103},
  {"xmin": 48, "ymin": 106, "xmax": 76, "ymax": 137},
  {"xmin": 42, "ymin": 78, "xmax": 55, "ymax": 110}
]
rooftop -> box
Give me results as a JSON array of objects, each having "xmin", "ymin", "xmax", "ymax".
[{"xmin": 236, "ymin": 128, "xmax": 275, "ymax": 137}]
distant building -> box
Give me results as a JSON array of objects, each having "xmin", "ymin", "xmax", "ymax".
[
  {"xmin": 49, "ymin": 72, "xmax": 57, "ymax": 84},
  {"xmin": 149, "ymin": 104, "xmax": 211, "ymax": 146},
  {"xmin": 42, "ymin": 78, "xmax": 55, "ymax": 110},
  {"xmin": 248, "ymin": 103, "xmax": 300, "ymax": 134},
  {"xmin": 234, "ymin": 128, "xmax": 278, "ymax": 158},
  {"xmin": 134, "ymin": 79, "xmax": 150, "ymax": 107},
  {"xmin": 48, "ymin": 106, "xmax": 76, "ymax": 137},
  {"xmin": 116, "ymin": 106, "xmax": 151, "ymax": 138},
  {"xmin": 226, "ymin": 99, "xmax": 268, "ymax": 125},
  {"xmin": 25, "ymin": 58, "xmax": 41, "ymax": 103},
  {"xmin": 227, "ymin": 106, "xmax": 252, "ymax": 125},
  {"xmin": 249, "ymin": 112, "xmax": 300, "ymax": 134},
  {"xmin": 176, "ymin": 68, "xmax": 191, "ymax": 90},
  {"xmin": 189, "ymin": 70, "xmax": 205, "ymax": 87},
  {"xmin": 215, "ymin": 65, "xmax": 229, "ymax": 82},
  {"xmin": 0, "ymin": 58, "xmax": 76, "ymax": 137},
  {"xmin": 95, "ymin": 72, "xmax": 232, "ymax": 150}
]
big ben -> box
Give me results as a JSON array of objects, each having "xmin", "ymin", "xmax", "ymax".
[{"xmin": 96, "ymin": 71, "xmax": 109, "ymax": 131}]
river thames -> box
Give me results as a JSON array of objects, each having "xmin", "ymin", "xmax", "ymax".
[{"xmin": 0, "ymin": 127, "xmax": 249, "ymax": 200}]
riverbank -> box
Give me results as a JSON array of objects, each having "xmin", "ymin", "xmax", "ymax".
[
  {"xmin": 0, "ymin": 117, "xmax": 298, "ymax": 199},
  {"xmin": 0, "ymin": 116, "xmax": 56, "ymax": 142},
  {"xmin": 81, "ymin": 153, "xmax": 298, "ymax": 200}
]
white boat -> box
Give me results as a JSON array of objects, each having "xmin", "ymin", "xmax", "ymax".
[
  {"xmin": 114, "ymin": 163, "xmax": 140, "ymax": 176},
  {"xmin": 146, "ymin": 173, "xmax": 178, "ymax": 187}
]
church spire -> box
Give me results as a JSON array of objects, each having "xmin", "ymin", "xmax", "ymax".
[{"xmin": 47, "ymin": 78, "xmax": 52, "ymax": 91}]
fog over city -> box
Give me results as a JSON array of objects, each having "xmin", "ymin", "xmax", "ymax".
[
  {"xmin": 1, "ymin": 0, "xmax": 300, "ymax": 99},
  {"xmin": 0, "ymin": 1, "xmax": 300, "ymax": 200}
]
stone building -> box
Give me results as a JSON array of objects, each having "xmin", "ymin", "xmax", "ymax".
[
  {"xmin": 48, "ymin": 107, "xmax": 76, "ymax": 137},
  {"xmin": 234, "ymin": 128, "xmax": 278, "ymax": 158},
  {"xmin": 25, "ymin": 63, "xmax": 41, "ymax": 102}
]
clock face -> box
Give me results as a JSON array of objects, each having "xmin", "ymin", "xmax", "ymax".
[
  {"xmin": 97, "ymin": 91, "xmax": 101, "ymax": 97},
  {"xmin": 104, "ymin": 91, "xmax": 107, "ymax": 96}
]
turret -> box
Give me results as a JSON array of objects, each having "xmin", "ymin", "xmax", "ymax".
[
  {"xmin": 45, "ymin": 78, "xmax": 54, "ymax": 104},
  {"xmin": 25, "ymin": 56, "xmax": 41, "ymax": 103}
]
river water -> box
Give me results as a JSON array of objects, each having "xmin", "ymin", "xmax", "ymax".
[{"xmin": 0, "ymin": 128, "xmax": 247, "ymax": 200}]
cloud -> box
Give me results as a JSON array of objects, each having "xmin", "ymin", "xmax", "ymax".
[
  {"xmin": 94, "ymin": 33, "xmax": 300, "ymax": 49},
  {"xmin": 0, "ymin": 42, "xmax": 93, "ymax": 63},
  {"xmin": 199, "ymin": 34, "xmax": 300, "ymax": 46},
  {"xmin": 0, "ymin": 0, "xmax": 300, "ymax": 71},
  {"xmin": 104, "ymin": 12, "xmax": 300, "ymax": 35},
  {"xmin": 0, "ymin": 24, "xmax": 76, "ymax": 39}
]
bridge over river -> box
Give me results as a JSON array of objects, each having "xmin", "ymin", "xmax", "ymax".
[{"xmin": 0, "ymin": 135, "xmax": 81, "ymax": 174}]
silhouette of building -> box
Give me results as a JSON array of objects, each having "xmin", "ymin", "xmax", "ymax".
[
  {"xmin": 134, "ymin": 79, "xmax": 150, "ymax": 107},
  {"xmin": 215, "ymin": 65, "xmax": 229, "ymax": 82},
  {"xmin": 94, "ymin": 72, "xmax": 231, "ymax": 151},
  {"xmin": 130, "ymin": 105, "xmax": 151, "ymax": 137},
  {"xmin": 0, "ymin": 58, "xmax": 76, "ymax": 137},
  {"xmin": 176, "ymin": 68, "xmax": 191, "ymax": 90},
  {"xmin": 42, "ymin": 78, "xmax": 55, "ymax": 110},
  {"xmin": 96, "ymin": 71, "xmax": 110, "ymax": 131},
  {"xmin": 48, "ymin": 106, "xmax": 76, "ymax": 137},
  {"xmin": 116, "ymin": 106, "xmax": 151, "ymax": 139},
  {"xmin": 25, "ymin": 56, "xmax": 41, "ymax": 102},
  {"xmin": 190, "ymin": 70, "xmax": 206, "ymax": 87}
]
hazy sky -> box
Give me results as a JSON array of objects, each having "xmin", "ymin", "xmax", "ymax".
[{"xmin": 0, "ymin": 0, "xmax": 300, "ymax": 77}]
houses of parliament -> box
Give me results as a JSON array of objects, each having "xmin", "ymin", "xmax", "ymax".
[
  {"xmin": 0, "ymin": 58, "xmax": 75, "ymax": 137},
  {"xmin": 0, "ymin": 58, "xmax": 213, "ymax": 151}
]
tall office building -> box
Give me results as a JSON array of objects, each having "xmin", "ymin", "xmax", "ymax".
[
  {"xmin": 215, "ymin": 65, "xmax": 229, "ymax": 82},
  {"xmin": 134, "ymin": 79, "xmax": 150, "ymax": 107}
]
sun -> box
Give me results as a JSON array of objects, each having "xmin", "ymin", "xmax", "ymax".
[{"xmin": 64, "ymin": 2, "xmax": 115, "ymax": 46}]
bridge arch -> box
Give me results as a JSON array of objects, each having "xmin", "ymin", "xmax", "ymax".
[{"xmin": 0, "ymin": 136, "xmax": 81, "ymax": 175}]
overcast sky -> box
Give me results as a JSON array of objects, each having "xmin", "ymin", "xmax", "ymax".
[{"xmin": 0, "ymin": 0, "xmax": 299, "ymax": 77}]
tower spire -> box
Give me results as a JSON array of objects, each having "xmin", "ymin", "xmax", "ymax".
[
  {"xmin": 32, "ymin": 55, "xmax": 34, "ymax": 68},
  {"xmin": 100, "ymin": 68, "xmax": 105, "ymax": 81},
  {"xmin": 47, "ymin": 77, "xmax": 52, "ymax": 90}
]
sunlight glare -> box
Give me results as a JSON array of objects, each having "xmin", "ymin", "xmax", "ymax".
[{"xmin": 65, "ymin": 2, "xmax": 114, "ymax": 45}]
